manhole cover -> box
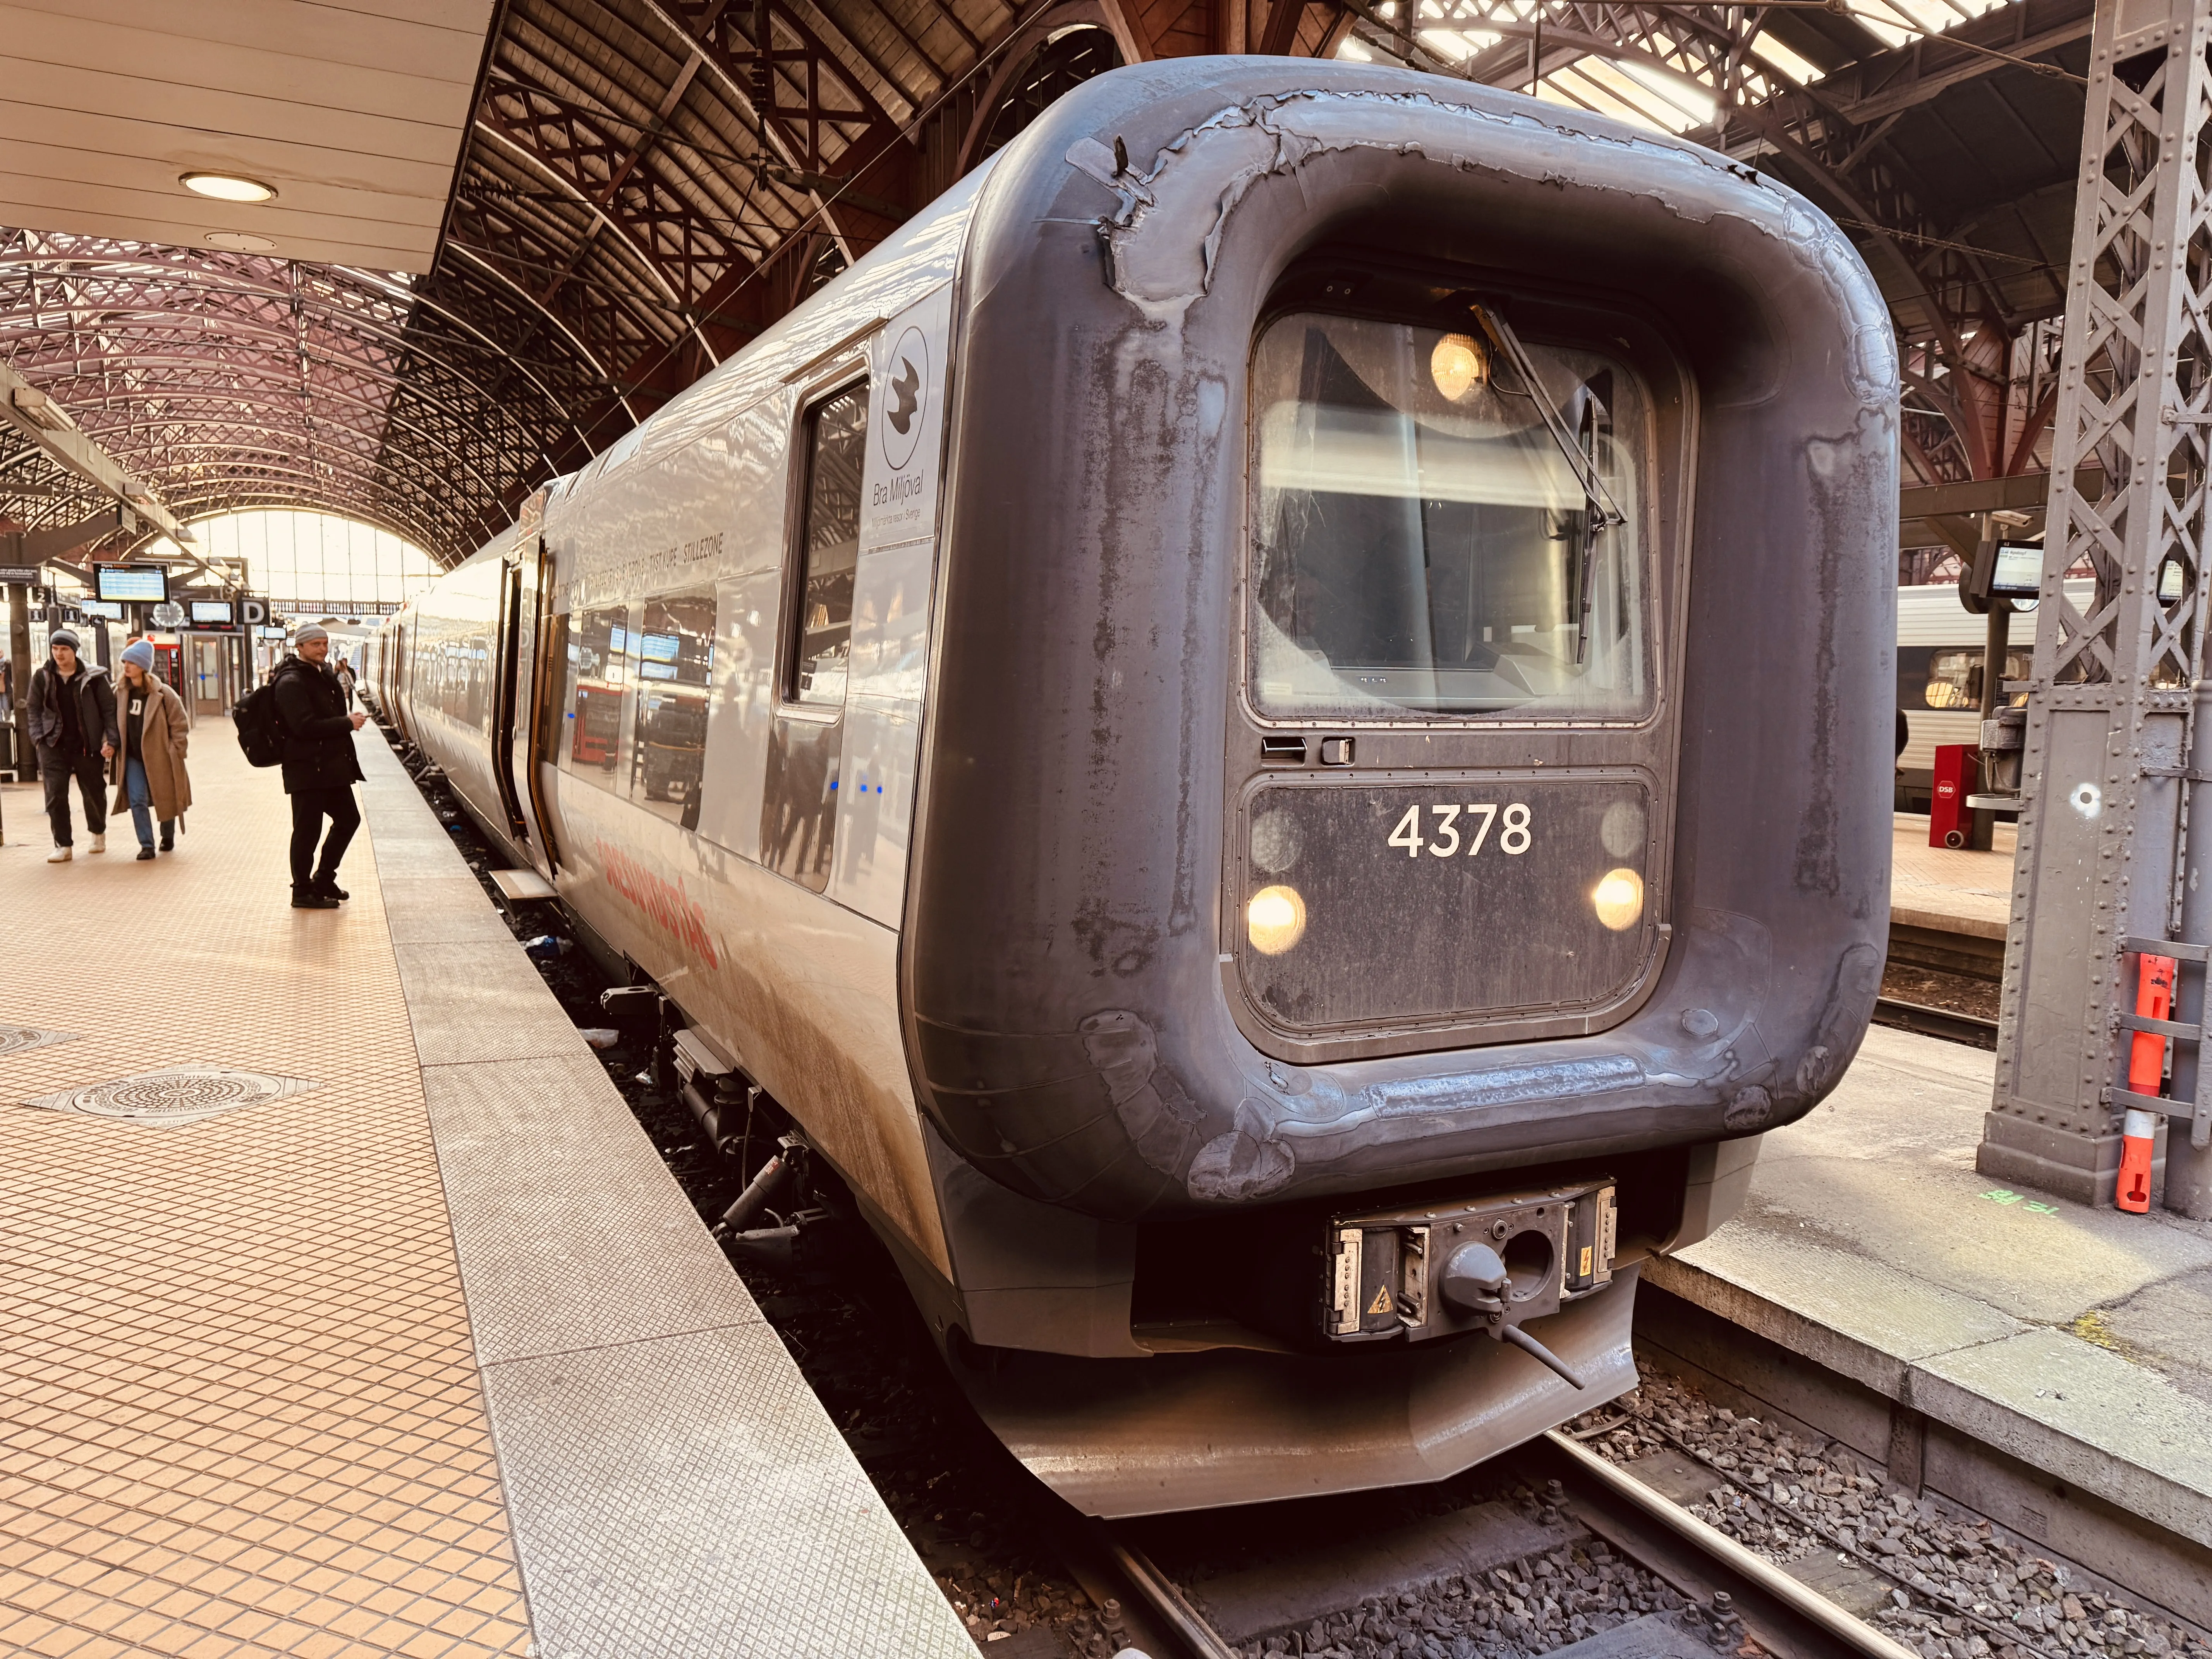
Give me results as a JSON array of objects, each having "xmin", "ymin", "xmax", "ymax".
[
  {"xmin": 25, "ymin": 1068, "xmax": 321, "ymax": 1126},
  {"xmin": 0, "ymin": 1025, "xmax": 80, "ymax": 1057}
]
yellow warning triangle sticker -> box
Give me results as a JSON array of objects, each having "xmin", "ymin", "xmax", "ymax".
[{"xmin": 1367, "ymin": 1285, "xmax": 1393, "ymax": 1316}]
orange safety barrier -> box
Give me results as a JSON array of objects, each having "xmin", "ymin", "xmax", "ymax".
[
  {"xmin": 2130, "ymin": 953, "xmax": 2177, "ymax": 1091},
  {"xmin": 2119, "ymin": 1109, "xmax": 2157, "ymax": 1213},
  {"xmin": 2121, "ymin": 953, "xmax": 2176, "ymax": 1214}
]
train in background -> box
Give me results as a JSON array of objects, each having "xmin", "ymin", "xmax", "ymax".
[
  {"xmin": 1895, "ymin": 579, "xmax": 2088, "ymax": 813},
  {"xmin": 364, "ymin": 58, "xmax": 1898, "ymax": 1517}
]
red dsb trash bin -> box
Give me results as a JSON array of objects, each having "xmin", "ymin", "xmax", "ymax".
[{"xmin": 1930, "ymin": 743, "xmax": 1979, "ymax": 849}]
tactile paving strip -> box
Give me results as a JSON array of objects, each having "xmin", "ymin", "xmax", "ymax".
[
  {"xmin": 24, "ymin": 1066, "xmax": 318, "ymax": 1126},
  {"xmin": 417, "ymin": 1053, "xmax": 759, "ymax": 1365},
  {"xmin": 357, "ymin": 729, "xmax": 977, "ymax": 1657},
  {"xmin": 0, "ymin": 738, "xmax": 532, "ymax": 1659},
  {"xmin": 489, "ymin": 1326, "xmax": 966, "ymax": 1659}
]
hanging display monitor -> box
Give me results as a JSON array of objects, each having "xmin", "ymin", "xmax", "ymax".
[
  {"xmin": 189, "ymin": 599, "xmax": 235, "ymax": 625},
  {"xmin": 79, "ymin": 599, "xmax": 124, "ymax": 620},
  {"xmin": 94, "ymin": 565, "xmax": 169, "ymax": 603},
  {"xmin": 1990, "ymin": 544, "xmax": 2043, "ymax": 599}
]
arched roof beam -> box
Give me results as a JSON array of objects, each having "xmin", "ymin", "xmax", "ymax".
[
  {"xmin": 642, "ymin": 0, "xmax": 906, "ymax": 264},
  {"xmin": 65, "ymin": 400, "xmax": 504, "ymax": 499},
  {"xmin": 20, "ymin": 335, "xmax": 540, "ymax": 452},
  {"xmin": 445, "ymin": 241, "xmax": 639, "ymax": 423},
  {"xmin": 0, "ymin": 250, "xmax": 586, "ymax": 445},
  {"xmin": 444, "ymin": 185, "xmax": 668, "ymax": 378},
  {"xmin": 0, "ymin": 298, "xmax": 534, "ymax": 432},
  {"xmin": 333, "ymin": 266, "xmax": 605, "ymax": 443},
  {"xmin": 471, "ymin": 110, "xmax": 727, "ymax": 368}
]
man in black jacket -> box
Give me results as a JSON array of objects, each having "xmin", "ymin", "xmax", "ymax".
[
  {"xmin": 270, "ymin": 623, "xmax": 367, "ymax": 909},
  {"xmin": 27, "ymin": 628, "xmax": 119, "ymax": 862}
]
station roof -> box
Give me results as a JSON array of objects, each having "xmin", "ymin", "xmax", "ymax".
[{"xmin": 0, "ymin": 0, "xmax": 2089, "ymax": 572}]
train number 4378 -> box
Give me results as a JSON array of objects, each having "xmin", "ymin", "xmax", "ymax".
[{"xmin": 1387, "ymin": 803, "xmax": 1532, "ymax": 858}]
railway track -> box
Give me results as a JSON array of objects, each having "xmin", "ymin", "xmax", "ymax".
[
  {"xmin": 1082, "ymin": 1431, "xmax": 1921, "ymax": 1659},
  {"xmin": 395, "ymin": 723, "xmax": 2197, "ymax": 1659},
  {"xmin": 1871, "ymin": 995, "xmax": 1998, "ymax": 1049}
]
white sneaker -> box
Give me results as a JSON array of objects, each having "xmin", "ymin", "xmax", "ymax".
[
  {"xmin": 47, "ymin": 846, "xmax": 72, "ymax": 863},
  {"xmin": 88, "ymin": 833, "xmax": 105, "ymax": 854}
]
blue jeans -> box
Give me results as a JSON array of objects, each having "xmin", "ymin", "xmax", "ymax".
[{"xmin": 124, "ymin": 758, "xmax": 172, "ymax": 850}]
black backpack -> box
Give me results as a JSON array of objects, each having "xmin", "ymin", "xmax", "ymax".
[{"xmin": 234, "ymin": 680, "xmax": 285, "ymax": 768}]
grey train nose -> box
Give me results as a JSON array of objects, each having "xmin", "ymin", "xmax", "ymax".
[{"xmin": 364, "ymin": 56, "xmax": 1894, "ymax": 1517}]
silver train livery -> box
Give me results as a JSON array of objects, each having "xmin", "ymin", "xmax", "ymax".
[{"xmin": 365, "ymin": 58, "xmax": 1899, "ymax": 1516}]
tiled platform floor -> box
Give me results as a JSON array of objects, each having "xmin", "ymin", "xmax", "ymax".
[
  {"xmin": 1890, "ymin": 812, "xmax": 2016, "ymax": 935},
  {"xmin": 0, "ymin": 737, "xmax": 532, "ymax": 1659}
]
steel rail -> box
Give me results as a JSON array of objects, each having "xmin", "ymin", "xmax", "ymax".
[
  {"xmin": 1534, "ymin": 1430, "xmax": 1923, "ymax": 1659},
  {"xmin": 1871, "ymin": 995, "xmax": 1998, "ymax": 1048},
  {"xmin": 1097, "ymin": 1428, "xmax": 1922, "ymax": 1659},
  {"xmin": 1103, "ymin": 1535, "xmax": 1241, "ymax": 1659}
]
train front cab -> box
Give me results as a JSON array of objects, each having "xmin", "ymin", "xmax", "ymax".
[{"xmin": 898, "ymin": 62, "xmax": 1899, "ymax": 1513}]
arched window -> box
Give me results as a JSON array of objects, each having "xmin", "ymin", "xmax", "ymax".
[{"xmin": 140, "ymin": 510, "xmax": 438, "ymax": 615}]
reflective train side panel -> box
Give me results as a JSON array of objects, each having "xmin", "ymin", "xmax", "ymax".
[{"xmin": 379, "ymin": 60, "xmax": 1898, "ymax": 1517}]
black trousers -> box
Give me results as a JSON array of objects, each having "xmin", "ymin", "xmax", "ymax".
[
  {"xmin": 39, "ymin": 747, "xmax": 106, "ymax": 845},
  {"xmin": 289, "ymin": 785, "xmax": 361, "ymax": 888}
]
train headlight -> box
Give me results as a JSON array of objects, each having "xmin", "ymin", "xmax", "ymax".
[
  {"xmin": 1430, "ymin": 333, "xmax": 1486, "ymax": 402},
  {"xmin": 1247, "ymin": 884, "xmax": 1308, "ymax": 955},
  {"xmin": 1591, "ymin": 867, "xmax": 1644, "ymax": 932}
]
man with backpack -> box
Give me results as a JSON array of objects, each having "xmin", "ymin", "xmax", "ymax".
[{"xmin": 262, "ymin": 623, "xmax": 366, "ymax": 909}]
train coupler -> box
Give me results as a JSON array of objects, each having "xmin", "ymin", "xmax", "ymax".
[{"xmin": 1322, "ymin": 1179, "xmax": 1618, "ymax": 1350}]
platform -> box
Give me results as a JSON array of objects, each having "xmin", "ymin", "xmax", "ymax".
[
  {"xmin": 1888, "ymin": 812, "xmax": 2015, "ymax": 939},
  {"xmin": 0, "ymin": 728, "xmax": 972, "ymax": 1658},
  {"xmin": 1644, "ymin": 1024, "xmax": 2212, "ymax": 1597}
]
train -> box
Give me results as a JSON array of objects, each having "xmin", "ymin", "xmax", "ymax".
[
  {"xmin": 363, "ymin": 57, "xmax": 1898, "ymax": 1517},
  {"xmin": 1894, "ymin": 579, "xmax": 2083, "ymax": 812}
]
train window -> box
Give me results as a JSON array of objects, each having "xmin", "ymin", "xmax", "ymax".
[
  {"xmin": 1248, "ymin": 312, "xmax": 1650, "ymax": 721},
  {"xmin": 537, "ymin": 611, "xmax": 569, "ymax": 763},
  {"xmin": 631, "ymin": 590, "xmax": 716, "ymax": 825},
  {"xmin": 1925, "ymin": 648, "xmax": 2032, "ymax": 709},
  {"xmin": 564, "ymin": 603, "xmax": 632, "ymax": 787},
  {"xmin": 788, "ymin": 384, "xmax": 868, "ymax": 707}
]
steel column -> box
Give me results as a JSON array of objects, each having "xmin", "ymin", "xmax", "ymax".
[{"xmin": 1983, "ymin": 0, "xmax": 2212, "ymax": 1214}]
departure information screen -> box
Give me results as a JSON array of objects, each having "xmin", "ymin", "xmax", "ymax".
[{"xmin": 95, "ymin": 565, "xmax": 168, "ymax": 602}]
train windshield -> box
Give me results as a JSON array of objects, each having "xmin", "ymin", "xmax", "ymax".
[{"xmin": 1249, "ymin": 312, "xmax": 1650, "ymax": 721}]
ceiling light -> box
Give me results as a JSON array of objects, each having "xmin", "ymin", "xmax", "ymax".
[
  {"xmin": 205, "ymin": 230, "xmax": 276, "ymax": 252},
  {"xmin": 182, "ymin": 171, "xmax": 276, "ymax": 203}
]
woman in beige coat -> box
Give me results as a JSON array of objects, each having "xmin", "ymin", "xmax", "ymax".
[{"xmin": 111, "ymin": 638, "xmax": 191, "ymax": 859}]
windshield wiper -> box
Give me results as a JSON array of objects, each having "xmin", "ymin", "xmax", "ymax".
[
  {"xmin": 1472, "ymin": 304, "xmax": 1624, "ymax": 663},
  {"xmin": 1471, "ymin": 304, "xmax": 1625, "ymax": 530}
]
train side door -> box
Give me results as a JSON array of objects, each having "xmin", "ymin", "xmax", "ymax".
[
  {"xmin": 512, "ymin": 532, "xmax": 561, "ymax": 874},
  {"xmin": 390, "ymin": 620, "xmax": 414, "ymax": 744},
  {"xmin": 763, "ymin": 373, "xmax": 869, "ymax": 891},
  {"xmin": 490, "ymin": 552, "xmax": 531, "ymax": 842}
]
